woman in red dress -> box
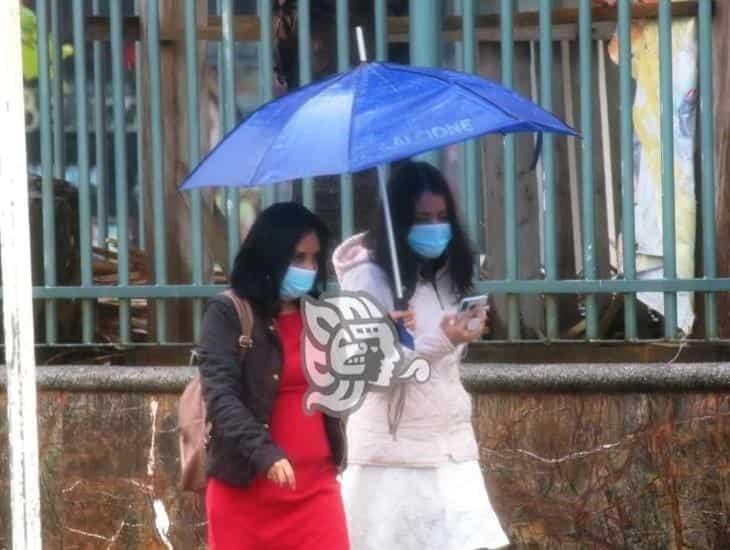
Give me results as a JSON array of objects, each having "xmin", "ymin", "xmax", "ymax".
[{"xmin": 198, "ymin": 203, "xmax": 349, "ymax": 550}]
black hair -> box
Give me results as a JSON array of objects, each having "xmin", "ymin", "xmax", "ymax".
[
  {"xmin": 365, "ymin": 160, "xmax": 474, "ymax": 303},
  {"xmin": 230, "ymin": 202, "xmax": 330, "ymax": 318}
]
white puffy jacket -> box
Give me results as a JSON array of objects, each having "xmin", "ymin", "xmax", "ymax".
[{"xmin": 332, "ymin": 233, "xmax": 479, "ymax": 467}]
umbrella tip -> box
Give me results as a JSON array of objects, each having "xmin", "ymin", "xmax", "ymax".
[{"xmin": 355, "ymin": 26, "xmax": 367, "ymax": 63}]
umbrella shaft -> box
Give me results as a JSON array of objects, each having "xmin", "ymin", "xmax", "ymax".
[{"xmin": 377, "ymin": 165, "xmax": 405, "ymax": 302}]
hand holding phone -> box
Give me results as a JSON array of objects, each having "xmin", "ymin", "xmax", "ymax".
[
  {"xmin": 458, "ymin": 295, "xmax": 489, "ymax": 332},
  {"xmin": 459, "ymin": 294, "xmax": 489, "ymax": 314}
]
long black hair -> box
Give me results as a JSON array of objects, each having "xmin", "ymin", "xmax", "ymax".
[
  {"xmin": 365, "ymin": 161, "xmax": 474, "ymax": 303},
  {"xmin": 230, "ymin": 202, "xmax": 330, "ymax": 318}
]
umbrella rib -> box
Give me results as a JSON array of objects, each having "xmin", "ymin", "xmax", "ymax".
[
  {"xmin": 385, "ymin": 63, "xmax": 546, "ymax": 133},
  {"xmin": 249, "ymin": 71, "xmax": 353, "ymax": 185},
  {"xmin": 180, "ymin": 70, "xmax": 351, "ymax": 189},
  {"xmin": 456, "ymin": 79, "xmax": 564, "ymax": 134},
  {"xmin": 453, "ymin": 82, "xmax": 539, "ymax": 130},
  {"xmin": 370, "ymin": 61, "xmax": 408, "ymax": 94}
]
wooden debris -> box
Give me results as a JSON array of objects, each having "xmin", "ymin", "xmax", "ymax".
[{"xmin": 93, "ymin": 242, "xmax": 151, "ymax": 343}]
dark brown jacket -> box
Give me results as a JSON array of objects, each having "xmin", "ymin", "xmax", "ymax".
[{"xmin": 198, "ymin": 294, "xmax": 346, "ymax": 487}]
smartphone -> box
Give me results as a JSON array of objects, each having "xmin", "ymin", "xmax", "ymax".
[{"xmin": 458, "ymin": 294, "xmax": 489, "ymax": 314}]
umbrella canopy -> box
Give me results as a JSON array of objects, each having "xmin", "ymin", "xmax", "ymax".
[
  {"xmin": 180, "ymin": 58, "xmax": 578, "ymax": 344},
  {"xmin": 180, "ymin": 61, "xmax": 577, "ymax": 190}
]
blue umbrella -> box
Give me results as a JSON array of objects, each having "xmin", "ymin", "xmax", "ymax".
[
  {"xmin": 181, "ymin": 63, "xmax": 576, "ymax": 189},
  {"xmin": 180, "ymin": 31, "xmax": 577, "ymax": 330}
]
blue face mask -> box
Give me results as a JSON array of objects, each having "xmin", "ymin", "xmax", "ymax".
[
  {"xmin": 280, "ymin": 265, "xmax": 317, "ymax": 301},
  {"xmin": 407, "ymin": 223, "xmax": 453, "ymax": 259}
]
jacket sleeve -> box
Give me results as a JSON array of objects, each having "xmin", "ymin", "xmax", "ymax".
[
  {"xmin": 197, "ymin": 297, "xmax": 286, "ymax": 476},
  {"xmin": 339, "ymin": 264, "xmax": 456, "ymax": 364}
]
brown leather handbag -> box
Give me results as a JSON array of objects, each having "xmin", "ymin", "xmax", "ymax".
[{"xmin": 178, "ymin": 290, "xmax": 254, "ymax": 492}]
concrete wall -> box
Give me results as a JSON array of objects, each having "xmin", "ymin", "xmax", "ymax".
[
  {"xmin": 2, "ymin": 363, "xmax": 729, "ymax": 548},
  {"xmin": 0, "ymin": 368, "xmax": 204, "ymax": 549},
  {"xmin": 464, "ymin": 363, "xmax": 730, "ymax": 549}
]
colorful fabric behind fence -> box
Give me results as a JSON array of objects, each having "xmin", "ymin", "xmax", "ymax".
[{"xmin": 612, "ymin": 12, "xmax": 698, "ymax": 334}]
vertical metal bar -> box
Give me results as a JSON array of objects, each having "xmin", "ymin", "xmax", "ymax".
[
  {"xmin": 73, "ymin": 0, "xmax": 95, "ymax": 343},
  {"xmin": 375, "ymin": 0, "xmax": 388, "ymax": 62},
  {"xmin": 454, "ymin": 1, "xmax": 466, "ymax": 212},
  {"xmin": 37, "ymin": 0, "xmax": 57, "ymax": 344},
  {"xmin": 579, "ymin": 0, "xmax": 598, "ymax": 339},
  {"xmin": 597, "ymin": 41, "xmax": 618, "ymax": 271},
  {"xmin": 135, "ymin": 0, "xmax": 146, "ymax": 251},
  {"xmin": 618, "ymin": 0, "xmax": 637, "ymax": 340},
  {"xmin": 337, "ymin": 0, "xmax": 354, "ymax": 239},
  {"xmin": 501, "ymin": 0, "xmax": 520, "ymax": 340},
  {"xmin": 185, "ymin": 0, "xmax": 203, "ymax": 340},
  {"xmin": 92, "ymin": 0, "xmax": 108, "ymax": 249},
  {"xmin": 216, "ymin": 0, "xmax": 225, "ymax": 231},
  {"xmin": 462, "ymin": 0, "xmax": 480, "ymax": 251},
  {"xmin": 50, "ymin": 0, "xmax": 65, "ymax": 180},
  {"xmin": 540, "ymin": 0, "xmax": 558, "ymax": 340},
  {"xmin": 111, "ymin": 0, "xmax": 131, "ymax": 344},
  {"xmin": 409, "ymin": 0, "xmax": 441, "ymax": 65},
  {"xmin": 658, "ymin": 0, "xmax": 677, "ymax": 338},
  {"xmin": 299, "ymin": 0, "xmax": 315, "ymax": 210},
  {"xmin": 259, "ymin": 0, "xmax": 276, "ymax": 208},
  {"xmin": 528, "ymin": 41, "xmax": 546, "ymax": 274},
  {"xmin": 373, "ymin": 0, "xmax": 391, "ymax": 195},
  {"xmin": 217, "ymin": 0, "xmax": 225, "ymax": 130},
  {"xmin": 560, "ymin": 41, "xmax": 583, "ymax": 276},
  {"xmin": 222, "ymin": 0, "xmax": 240, "ymax": 265},
  {"xmin": 409, "ymin": 0, "xmax": 442, "ymax": 167},
  {"xmin": 698, "ymin": 0, "xmax": 717, "ymax": 339},
  {"xmin": 374, "ymin": 0, "xmax": 390, "ymax": 188},
  {"xmin": 147, "ymin": 0, "xmax": 167, "ymax": 342}
]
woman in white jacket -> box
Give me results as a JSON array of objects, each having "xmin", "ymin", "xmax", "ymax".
[{"xmin": 333, "ymin": 161, "xmax": 509, "ymax": 550}]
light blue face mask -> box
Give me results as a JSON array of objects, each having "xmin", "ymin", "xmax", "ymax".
[
  {"xmin": 407, "ymin": 223, "xmax": 453, "ymax": 259},
  {"xmin": 280, "ymin": 265, "xmax": 317, "ymax": 301}
]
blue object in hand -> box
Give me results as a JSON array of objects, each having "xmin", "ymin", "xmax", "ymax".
[{"xmin": 396, "ymin": 321, "xmax": 415, "ymax": 350}]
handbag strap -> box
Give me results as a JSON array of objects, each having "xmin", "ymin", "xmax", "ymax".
[{"xmin": 221, "ymin": 289, "xmax": 254, "ymax": 349}]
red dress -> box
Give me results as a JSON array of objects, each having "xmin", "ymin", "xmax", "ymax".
[{"xmin": 206, "ymin": 309, "xmax": 349, "ymax": 550}]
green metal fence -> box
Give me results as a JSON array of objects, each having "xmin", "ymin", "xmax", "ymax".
[{"xmin": 19, "ymin": 0, "xmax": 727, "ymax": 346}]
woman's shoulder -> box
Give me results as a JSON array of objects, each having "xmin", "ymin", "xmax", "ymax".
[
  {"xmin": 205, "ymin": 292, "xmax": 236, "ymax": 312},
  {"xmin": 202, "ymin": 293, "xmax": 248, "ymax": 329},
  {"xmin": 339, "ymin": 260, "xmax": 390, "ymax": 291},
  {"xmin": 337, "ymin": 261, "xmax": 394, "ymax": 310},
  {"xmin": 346, "ymin": 259, "xmax": 388, "ymax": 280}
]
